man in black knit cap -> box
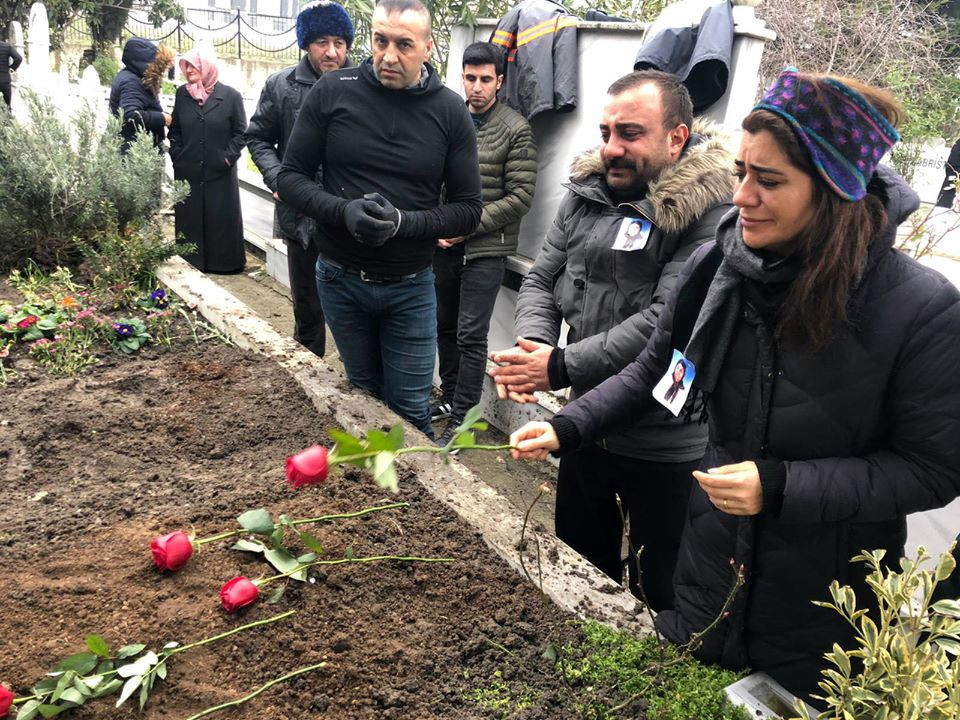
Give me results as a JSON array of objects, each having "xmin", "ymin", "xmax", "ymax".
[
  {"xmin": 278, "ymin": 0, "xmax": 481, "ymax": 438},
  {"xmin": 247, "ymin": 1, "xmax": 355, "ymax": 358}
]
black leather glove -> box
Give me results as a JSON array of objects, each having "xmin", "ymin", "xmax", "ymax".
[
  {"xmin": 343, "ymin": 197, "xmax": 396, "ymax": 246},
  {"xmin": 363, "ymin": 192, "xmax": 401, "ymax": 226}
]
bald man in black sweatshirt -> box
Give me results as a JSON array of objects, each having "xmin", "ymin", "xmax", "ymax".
[{"xmin": 278, "ymin": 0, "xmax": 481, "ymax": 438}]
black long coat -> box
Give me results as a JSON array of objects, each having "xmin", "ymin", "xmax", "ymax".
[
  {"xmin": 169, "ymin": 82, "xmax": 246, "ymax": 273},
  {"xmin": 554, "ymin": 167, "xmax": 960, "ymax": 699}
]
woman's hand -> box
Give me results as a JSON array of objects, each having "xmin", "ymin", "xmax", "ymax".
[
  {"xmin": 693, "ymin": 461, "xmax": 763, "ymax": 516},
  {"xmin": 509, "ymin": 422, "xmax": 559, "ymax": 461}
]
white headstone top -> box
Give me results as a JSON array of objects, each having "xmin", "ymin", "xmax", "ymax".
[
  {"xmin": 27, "ymin": 2, "xmax": 50, "ymax": 75},
  {"xmin": 80, "ymin": 64, "xmax": 100, "ymax": 89},
  {"xmin": 9, "ymin": 20, "xmax": 23, "ymax": 49}
]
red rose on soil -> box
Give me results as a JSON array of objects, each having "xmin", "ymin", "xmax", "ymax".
[
  {"xmin": 16, "ymin": 315, "xmax": 38, "ymax": 329},
  {"xmin": 150, "ymin": 531, "xmax": 194, "ymax": 571},
  {"xmin": 220, "ymin": 576, "xmax": 259, "ymax": 612},
  {"xmin": 285, "ymin": 445, "xmax": 329, "ymax": 488},
  {"xmin": 0, "ymin": 684, "xmax": 13, "ymax": 717}
]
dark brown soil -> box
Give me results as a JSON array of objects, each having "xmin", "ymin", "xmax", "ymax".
[{"xmin": 0, "ymin": 335, "xmax": 582, "ymax": 719}]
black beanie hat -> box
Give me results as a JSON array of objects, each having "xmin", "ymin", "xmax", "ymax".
[{"xmin": 296, "ymin": 1, "xmax": 355, "ymax": 50}]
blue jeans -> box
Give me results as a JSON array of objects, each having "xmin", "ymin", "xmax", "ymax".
[{"xmin": 315, "ymin": 256, "xmax": 436, "ymax": 439}]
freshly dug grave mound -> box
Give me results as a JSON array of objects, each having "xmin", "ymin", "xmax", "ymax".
[{"xmin": 0, "ymin": 337, "xmax": 582, "ymax": 719}]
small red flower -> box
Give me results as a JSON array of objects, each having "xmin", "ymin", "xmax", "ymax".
[
  {"xmin": 16, "ymin": 315, "xmax": 38, "ymax": 329},
  {"xmin": 220, "ymin": 576, "xmax": 259, "ymax": 612},
  {"xmin": 0, "ymin": 684, "xmax": 13, "ymax": 718},
  {"xmin": 285, "ymin": 446, "xmax": 329, "ymax": 489},
  {"xmin": 150, "ymin": 531, "xmax": 194, "ymax": 571}
]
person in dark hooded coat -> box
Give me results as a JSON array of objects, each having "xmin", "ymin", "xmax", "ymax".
[
  {"xmin": 169, "ymin": 45, "xmax": 246, "ymax": 274},
  {"xmin": 109, "ymin": 37, "xmax": 175, "ymax": 153},
  {"xmin": 509, "ymin": 70, "xmax": 960, "ymax": 702}
]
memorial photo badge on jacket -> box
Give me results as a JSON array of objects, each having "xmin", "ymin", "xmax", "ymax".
[
  {"xmin": 653, "ymin": 349, "xmax": 695, "ymax": 416},
  {"xmin": 612, "ymin": 217, "xmax": 651, "ymax": 251}
]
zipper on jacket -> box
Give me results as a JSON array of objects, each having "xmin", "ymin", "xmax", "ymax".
[{"xmin": 617, "ymin": 201, "xmax": 654, "ymax": 224}]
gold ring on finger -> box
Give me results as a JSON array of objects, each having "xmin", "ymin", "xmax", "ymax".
[{"xmin": 723, "ymin": 499, "xmax": 728, "ymax": 510}]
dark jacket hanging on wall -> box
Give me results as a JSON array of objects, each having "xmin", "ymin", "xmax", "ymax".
[
  {"xmin": 491, "ymin": 0, "xmax": 578, "ymax": 120},
  {"xmin": 634, "ymin": 0, "xmax": 734, "ymax": 113},
  {"xmin": 169, "ymin": 82, "xmax": 247, "ymax": 273}
]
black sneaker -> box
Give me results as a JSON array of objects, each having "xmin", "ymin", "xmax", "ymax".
[
  {"xmin": 430, "ymin": 401, "xmax": 454, "ymax": 421},
  {"xmin": 435, "ymin": 424, "xmax": 461, "ymax": 453}
]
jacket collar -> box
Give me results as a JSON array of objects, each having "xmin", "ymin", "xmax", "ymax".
[
  {"xmin": 188, "ymin": 82, "xmax": 224, "ymax": 115},
  {"xmin": 565, "ymin": 118, "xmax": 734, "ymax": 234},
  {"xmin": 292, "ymin": 56, "xmax": 355, "ymax": 85},
  {"xmin": 294, "ymin": 55, "xmax": 321, "ymax": 84}
]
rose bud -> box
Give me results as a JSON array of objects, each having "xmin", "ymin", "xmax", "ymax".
[
  {"xmin": 220, "ymin": 576, "xmax": 259, "ymax": 613},
  {"xmin": 150, "ymin": 531, "xmax": 194, "ymax": 572},
  {"xmin": 285, "ymin": 445, "xmax": 329, "ymax": 489},
  {"xmin": 0, "ymin": 684, "xmax": 13, "ymax": 718}
]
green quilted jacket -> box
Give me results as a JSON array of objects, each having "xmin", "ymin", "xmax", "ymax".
[{"xmin": 464, "ymin": 101, "xmax": 538, "ymax": 260}]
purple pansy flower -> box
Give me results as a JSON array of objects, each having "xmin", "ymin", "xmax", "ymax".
[{"xmin": 113, "ymin": 322, "xmax": 135, "ymax": 337}]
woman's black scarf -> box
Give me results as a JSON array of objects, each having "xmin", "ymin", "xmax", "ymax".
[{"xmin": 680, "ymin": 209, "xmax": 801, "ymax": 397}]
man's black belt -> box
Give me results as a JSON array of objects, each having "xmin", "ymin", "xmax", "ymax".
[{"xmin": 321, "ymin": 256, "xmax": 420, "ymax": 283}]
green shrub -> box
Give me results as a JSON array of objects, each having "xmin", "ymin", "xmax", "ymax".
[
  {"xmin": 0, "ymin": 89, "xmax": 188, "ymax": 271},
  {"xmin": 77, "ymin": 222, "xmax": 193, "ymax": 304},
  {"xmin": 793, "ymin": 546, "xmax": 960, "ymax": 720}
]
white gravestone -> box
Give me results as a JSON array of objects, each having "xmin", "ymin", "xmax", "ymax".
[{"xmin": 27, "ymin": 2, "xmax": 50, "ymax": 76}]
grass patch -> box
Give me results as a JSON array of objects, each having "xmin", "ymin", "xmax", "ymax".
[
  {"xmin": 560, "ymin": 621, "xmax": 750, "ymax": 720},
  {"xmin": 464, "ymin": 620, "xmax": 751, "ymax": 719}
]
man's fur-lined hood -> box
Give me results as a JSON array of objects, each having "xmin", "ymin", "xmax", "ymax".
[
  {"xmin": 568, "ymin": 119, "xmax": 734, "ymax": 235},
  {"xmin": 141, "ymin": 45, "xmax": 175, "ymax": 97}
]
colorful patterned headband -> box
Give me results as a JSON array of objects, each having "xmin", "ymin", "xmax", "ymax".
[{"xmin": 753, "ymin": 68, "xmax": 900, "ymax": 201}]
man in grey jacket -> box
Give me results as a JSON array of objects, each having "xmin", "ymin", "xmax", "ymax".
[
  {"xmin": 490, "ymin": 70, "xmax": 732, "ymax": 611},
  {"xmin": 246, "ymin": 1, "xmax": 355, "ymax": 357}
]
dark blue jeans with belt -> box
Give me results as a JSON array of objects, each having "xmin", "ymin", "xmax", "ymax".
[{"xmin": 315, "ymin": 255, "xmax": 436, "ymax": 439}]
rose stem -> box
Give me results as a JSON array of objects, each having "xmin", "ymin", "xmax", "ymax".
[{"xmin": 183, "ymin": 662, "xmax": 327, "ymax": 719}]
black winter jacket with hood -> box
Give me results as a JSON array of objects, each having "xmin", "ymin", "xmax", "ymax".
[
  {"xmin": 109, "ymin": 38, "xmax": 174, "ymax": 152},
  {"xmin": 549, "ymin": 167, "xmax": 960, "ymax": 697}
]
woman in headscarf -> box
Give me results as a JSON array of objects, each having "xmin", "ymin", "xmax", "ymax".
[
  {"xmin": 507, "ymin": 69, "xmax": 960, "ymax": 701},
  {"xmin": 169, "ymin": 44, "xmax": 246, "ymax": 273}
]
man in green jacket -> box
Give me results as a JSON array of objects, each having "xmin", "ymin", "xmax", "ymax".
[{"xmin": 432, "ymin": 42, "xmax": 538, "ymax": 444}]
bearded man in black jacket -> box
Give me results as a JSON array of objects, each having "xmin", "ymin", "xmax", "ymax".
[{"xmin": 277, "ymin": 0, "xmax": 482, "ymax": 439}]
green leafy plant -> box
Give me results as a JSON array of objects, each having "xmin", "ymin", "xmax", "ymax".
[
  {"xmin": 0, "ymin": 89, "xmax": 188, "ymax": 271},
  {"xmin": 78, "ymin": 223, "xmax": 194, "ymax": 304},
  {"xmin": 792, "ymin": 545, "xmax": 960, "ymax": 720}
]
